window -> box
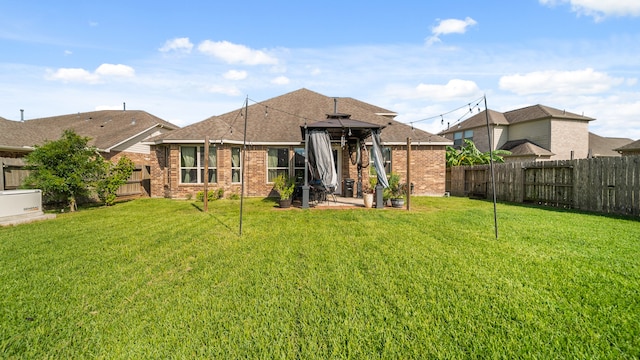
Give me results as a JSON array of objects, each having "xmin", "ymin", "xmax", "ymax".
[
  {"xmin": 370, "ymin": 146, "xmax": 392, "ymax": 174},
  {"xmin": 453, "ymin": 130, "xmax": 473, "ymax": 148},
  {"xmin": 293, "ymin": 148, "xmax": 306, "ymax": 183},
  {"xmin": 180, "ymin": 145, "xmax": 216, "ymax": 184},
  {"xmin": 267, "ymin": 148, "xmax": 289, "ymax": 182},
  {"xmin": 231, "ymin": 147, "xmax": 242, "ymax": 183}
]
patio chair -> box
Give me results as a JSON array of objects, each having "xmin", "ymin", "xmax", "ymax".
[{"xmin": 310, "ymin": 181, "xmax": 337, "ymax": 205}]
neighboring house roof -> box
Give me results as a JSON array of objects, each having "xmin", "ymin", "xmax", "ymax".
[
  {"xmin": 503, "ymin": 104, "xmax": 594, "ymax": 125},
  {"xmin": 152, "ymin": 88, "xmax": 451, "ymax": 146},
  {"xmin": 614, "ymin": 139, "xmax": 640, "ymax": 152},
  {"xmin": 500, "ymin": 139, "xmax": 554, "ymax": 157},
  {"xmin": 589, "ymin": 133, "xmax": 633, "ymax": 157},
  {"xmin": 0, "ymin": 110, "xmax": 178, "ymax": 152},
  {"xmin": 440, "ymin": 104, "xmax": 594, "ymax": 134}
]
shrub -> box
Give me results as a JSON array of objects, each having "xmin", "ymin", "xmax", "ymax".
[
  {"xmin": 196, "ymin": 189, "xmax": 224, "ymax": 202},
  {"xmin": 97, "ymin": 156, "xmax": 135, "ymax": 206}
]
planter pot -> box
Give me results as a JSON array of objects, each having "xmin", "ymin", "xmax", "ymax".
[
  {"xmin": 391, "ymin": 198, "xmax": 404, "ymax": 208},
  {"xmin": 279, "ymin": 198, "xmax": 292, "ymax": 208},
  {"xmin": 363, "ymin": 193, "xmax": 373, "ymax": 208}
]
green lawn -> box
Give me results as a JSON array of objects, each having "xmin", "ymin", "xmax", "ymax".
[{"xmin": 1, "ymin": 197, "xmax": 639, "ymax": 359}]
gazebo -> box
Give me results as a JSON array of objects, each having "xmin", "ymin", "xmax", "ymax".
[{"xmin": 300, "ymin": 112, "xmax": 389, "ymax": 208}]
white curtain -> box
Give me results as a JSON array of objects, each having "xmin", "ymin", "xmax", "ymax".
[
  {"xmin": 309, "ymin": 130, "xmax": 338, "ymax": 190},
  {"xmin": 371, "ymin": 129, "xmax": 389, "ymax": 188},
  {"xmin": 181, "ymin": 147, "xmax": 196, "ymax": 183}
]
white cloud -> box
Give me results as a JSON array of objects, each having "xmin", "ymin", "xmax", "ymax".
[
  {"xmin": 159, "ymin": 37, "xmax": 194, "ymax": 53},
  {"xmin": 197, "ymin": 40, "xmax": 278, "ymax": 65},
  {"xmin": 415, "ymin": 79, "xmax": 481, "ymax": 100},
  {"xmin": 271, "ymin": 76, "xmax": 290, "ymax": 85},
  {"xmin": 499, "ymin": 68, "xmax": 624, "ymax": 95},
  {"xmin": 46, "ymin": 63, "xmax": 135, "ymax": 84},
  {"xmin": 46, "ymin": 68, "xmax": 99, "ymax": 83},
  {"xmin": 95, "ymin": 64, "xmax": 135, "ymax": 77},
  {"xmin": 540, "ymin": 0, "xmax": 640, "ymax": 20},
  {"xmin": 64, "ymin": 50, "xmax": 72, "ymax": 56},
  {"xmin": 223, "ymin": 70, "xmax": 248, "ymax": 80},
  {"xmin": 427, "ymin": 17, "xmax": 477, "ymax": 45}
]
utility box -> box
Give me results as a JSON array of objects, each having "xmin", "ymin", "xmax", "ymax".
[{"xmin": 0, "ymin": 189, "xmax": 45, "ymax": 219}]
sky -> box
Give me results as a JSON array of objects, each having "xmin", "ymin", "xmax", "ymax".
[{"xmin": 1, "ymin": 0, "xmax": 640, "ymax": 139}]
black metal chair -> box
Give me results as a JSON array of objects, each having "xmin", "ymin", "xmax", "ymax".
[{"xmin": 310, "ymin": 181, "xmax": 336, "ymax": 205}]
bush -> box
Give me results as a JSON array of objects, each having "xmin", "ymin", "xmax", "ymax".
[
  {"xmin": 196, "ymin": 188, "xmax": 224, "ymax": 202},
  {"xmin": 97, "ymin": 156, "xmax": 135, "ymax": 206}
]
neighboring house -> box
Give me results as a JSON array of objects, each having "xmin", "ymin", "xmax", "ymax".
[
  {"xmin": 588, "ymin": 133, "xmax": 633, "ymax": 158},
  {"xmin": 439, "ymin": 105, "xmax": 595, "ymax": 161},
  {"xmin": 147, "ymin": 88, "xmax": 452, "ymax": 199},
  {"xmin": 614, "ymin": 139, "xmax": 640, "ymax": 156},
  {"xmin": 0, "ymin": 110, "xmax": 179, "ymax": 194}
]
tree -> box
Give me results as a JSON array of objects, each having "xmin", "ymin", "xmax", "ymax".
[
  {"xmin": 23, "ymin": 130, "xmax": 107, "ymax": 211},
  {"xmin": 446, "ymin": 139, "xmax": 511, "ymax": 167},
  {"xmin": 97, "ymin": 156, "xmax": 135, "ymax": 206}
]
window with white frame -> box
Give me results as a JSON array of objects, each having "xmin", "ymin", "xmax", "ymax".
[
  {"xmin": 180, "ymin": 145, "xmax": 216, "ymax": 184},
  {"xmin": 231, "ymin": 147, "xmax": 242, "ymax": 183},
  {"xmin": 267, "ymin": 148, "xmax": 289, "ymax": 182}
]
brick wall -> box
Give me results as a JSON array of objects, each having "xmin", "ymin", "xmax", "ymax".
[
  {"xmin": 388, "ymin": 145, "xmax": 447, "ymax": 196},
  {"xmin": 154, "ymin": 143, "xmax": 448, "ymax": 199}
]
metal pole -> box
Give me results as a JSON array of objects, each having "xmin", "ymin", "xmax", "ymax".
[
  {"xmin": 239, "ymin": 97, "xmax": 248, "ymax": 236},
  {"xmin": 302, "ymin": 125, "xmax": 310, "ymax": 209},
  {"xmin": 484, "ymin": 95, "xmax": 498, "ymax": 239},
  {"xmin": 406, "ymin": 137, "xmax": 411, "ymax": 211},
  {"xmin": 203, "ymin": 135, "xmax": 209, "ymax": 212}
]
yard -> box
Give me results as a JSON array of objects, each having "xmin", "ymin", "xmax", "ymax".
[{"xmin": 1, "ymin": 197, "xmax": 639, "ymax": 358}]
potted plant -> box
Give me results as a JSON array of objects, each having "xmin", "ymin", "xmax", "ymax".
[
  {"xmin": 387, "ymin": 172, "xmax": 404, "ymax": 208},
  {"xmin": 363, "ymin": 169, "xmax": 377, "ymax": 208},
  {"xmin": 273, "ymin": 173, "xmax": 295, "ymax": 208}
]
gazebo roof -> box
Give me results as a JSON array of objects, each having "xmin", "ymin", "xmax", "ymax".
[{"xmin": 302, "ymin": 113, "xmax": 385, "ymax": 140}]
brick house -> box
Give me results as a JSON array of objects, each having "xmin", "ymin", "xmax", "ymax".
[
  {"xmin": 147, "ymin": 88, "xmax": 452, "ymax": 199},
  {"xmin": 0, "ymin": 110, "xmax": 178, "ymax": 193},
  {"xmin": 439, "ymin": 105, "xmax": 596, "ymax": 161}
]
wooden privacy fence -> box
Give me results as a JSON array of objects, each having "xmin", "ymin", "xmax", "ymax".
[
  {"xmin": 446, "ymin": 156, "xmax": 640, "ymax": 217},
  {"xmin": 2, "ymin": 157, "xmax": 149, "ymax": 198},
  {"xmin": 0, "ymin": 157, "xmax": 29, "ymax": 191},
  {"xmin": 115, "ymin": 166, "xmax": 150, "ymax": 197}
]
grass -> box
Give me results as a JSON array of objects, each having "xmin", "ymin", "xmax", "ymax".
[{"xmin": 1, "ymin": 197, "xmax": 639, "ymax": 359}]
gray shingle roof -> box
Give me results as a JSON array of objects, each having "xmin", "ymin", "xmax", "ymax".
[
  {"xmin": 0, "ymin": 110, "xmax": 178, "ymax": 151},
  {"xmin": 154, "ymin": 88, "xmax": 450, "ymax": 145},
  {"xmin": 589, "ymin": 133, "xmax": 633, "ymax": 157},
  {"xmin": 614, "ymin": 139, "xmax": 640, "ymax": 151},
  {"xmin": 500, "ymin": 139, "xmax": 554, "ymax": 157}
]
